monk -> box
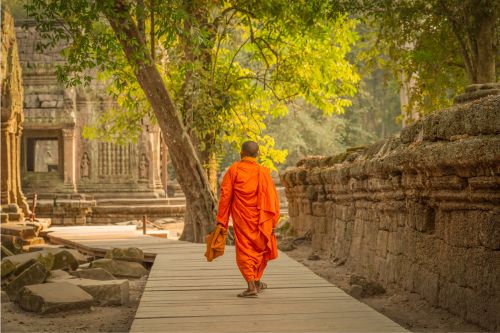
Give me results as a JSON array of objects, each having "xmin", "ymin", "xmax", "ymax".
[{"xmin": 216, "ymin": 141, "xmax": 280, "ymax": 297}]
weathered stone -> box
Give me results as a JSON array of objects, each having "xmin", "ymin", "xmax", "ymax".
[
  {"xmin": 4, "ymin": 251, "xmax": 55, "ymax": 271},
  {"xmin": 281, "ymin": 95, "xmax": 500, "ymax": 331},
  {"xmin": 5, "ymin": 262, "xmax": 48, "ymax": 299},
  {"xmin": 16, "ymin": 282, "xmax": 93, "ymax": 314},
  {"xmin": 1, "ymin": 259, "xmax": 16, "ymax": 278},
  {"xmin": 278, "ymin": 239, "xmax": 296, "ymax": 252},
  {"xmin": 70, "ymin": 268, "xmax": 116, "ymax": 281},
  {"xmin": 349, "ymin": 284, "xmax": 363, "ymax": 299},
  {"xmin": 64, "ymin": 278, "xmax": 129, "ymax": 306},
  {"xmin": 0, "ymin": 224, "xmax": 37, "ymax": 239},
  {"xmin": 1, "ymin": 244, "xmax": 14, "ymax": 258},
  {"xmin": 307, "ymin": 253, "xmax": 321, "ymax": 261},
  {"xmin": 49, "ymin": 249, "xmax": 80, "ymax": 270},
  {"xmin": 1, "ymin": 9, "xmax": 30, "ymax": 223},
  {"xmin": 89, "ymin": 259, "xmax": 148, "ymax": 278},
  {"xmin": 1, "ymin": 291, "xmax": 10, "ymax": 303},
  {"xmin": 104, "ymin": 247, "xmax": 144, "ymax": 263},
  {"xmin": 46, "ymin": 269, "xmax": 75, "ymax": 283},
  {"xmin": 1, "ymin": 235, "xmax": 23, "ymax": 254}
]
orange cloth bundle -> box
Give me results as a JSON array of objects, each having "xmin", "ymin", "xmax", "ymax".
[{"xmin": 204, "ymin": 225, "xmax": 228, "ymax": 262}]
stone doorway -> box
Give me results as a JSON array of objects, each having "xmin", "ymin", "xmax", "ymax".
[{"xmin": 21, "ymin": 129, "xmax": 66, "ymax": 194}]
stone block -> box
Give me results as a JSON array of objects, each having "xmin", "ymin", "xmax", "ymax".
[
  {"xmin": 4, "ymin": 251, "xmax": 55, "ymax": 271},
  {"xmin": 16, "ymin": 282, "xmax": 93, "ymax": 314},
  {"xmin": 40, "ymin": 101, "xmax": 57, "ymax": 108},
  {"xmin": 89, "ymin": 259, "xmax": 148, "ymax": 278},
  {"xmin": 104, "ymin": 247, "xmax": 144, "ymax": 263},
  {"xmin": 70, "ymin": 268, "xmax": 116, "ymax": 281},
  {"xmin": 46, "ymin": 269, "xmax": 75, "ymax": 283},
  {"xmin": 1, "ymin": 259, "xmax": 16, "ymax": 278},
  {"xmin": 64, "ymin": 278, "xmax": 129, "ymax": 306},
  {"xmin": 311, "ymin": 202, "xmax": 326, "ymax": 217},
  {"xmin": 5, "ymin": 262, "xmax": 48, "ymax": 300},
  {"xmin": 1, "ymin": 224, "xmax": 38, "ymax": 239}
]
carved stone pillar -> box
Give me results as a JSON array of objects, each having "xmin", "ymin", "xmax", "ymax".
[
  {"xmin": 15, "ymin": 125, "xmax": 30, "ymax": 215},
  {"xmin": 1, "ymin": 122, "xmax": 13, "ymax": 206},
  {"xmin": 62, "ymin": 128, "xmax": 76, "ymax": 192}
]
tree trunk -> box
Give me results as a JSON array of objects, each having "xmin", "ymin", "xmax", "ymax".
[
  {"xmin": 474, "ymin": 11, "xmax": 496, "ymax": 83},
  {"xmin": 104, "ymin": 0, "xmax": 216, "ymax": 243}
]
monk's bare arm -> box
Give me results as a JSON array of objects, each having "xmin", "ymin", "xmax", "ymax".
[{"xmin": 216, "ymin": 166, "xmax": 235, "ymax": 229}]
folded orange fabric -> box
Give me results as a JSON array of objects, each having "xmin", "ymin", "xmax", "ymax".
[{"xmin": 205, "ymin": 225, "xmax": 228, "ymax": 262}]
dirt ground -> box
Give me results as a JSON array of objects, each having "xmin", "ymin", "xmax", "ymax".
[
  {"xmin": 1, "ymin": 278, "xmax": 147, "ymax": 333},
  {"xmin": 285, "ymin": 243, "xmax": 486, "ymax": 333}
]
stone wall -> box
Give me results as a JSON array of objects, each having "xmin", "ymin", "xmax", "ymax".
[{"xmin": 281, "ymin": 95, "xmax": 500, "ymax": 331}]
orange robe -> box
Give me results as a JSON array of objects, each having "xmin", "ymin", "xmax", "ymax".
[{"xmin": 216, "ymin": 157, "xmax": 280, "ymax": 282}]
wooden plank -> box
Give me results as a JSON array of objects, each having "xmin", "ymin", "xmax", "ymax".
[{"xmin": 48, "ymin": 226, "xmax": 407, "ymax": 333}]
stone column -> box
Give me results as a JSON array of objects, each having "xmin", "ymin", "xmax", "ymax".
[
  {"xmin": 15, "ymin": 125, "xmax": 30, "ymax": 215},
  {"xmin": 1, "ymin": 122, "xmax": 13, "ymax": 206},
  {"xmin": 62, "ymin": 128, "xmax": 76, "ymax": 192}
]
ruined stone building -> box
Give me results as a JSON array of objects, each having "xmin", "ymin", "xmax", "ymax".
[
  {"xmin": 1, "ymin": 9, "xmax": 30, "ymax": 223},
  {"xmin": 282, "ymin": 93, "xmax": 500, "ymax": 331},
  {"xmin": 13, "ymin": 20, "xmax": 184, "ymax": 224}
]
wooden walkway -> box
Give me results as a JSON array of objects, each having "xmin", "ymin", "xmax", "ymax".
[{"xmin": 48, "ymin": 226, "xmax": 407, "ymax": 333}]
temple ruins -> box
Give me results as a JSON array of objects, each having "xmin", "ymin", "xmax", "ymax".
[{"xmin": 12, "ymin": 20, "xmax": 185, "ymax": 225}]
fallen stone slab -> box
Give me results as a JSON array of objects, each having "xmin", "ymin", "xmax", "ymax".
[
  {"xmin": 3, "ymin": 251, "xmax": 55, "ymax": 271},
  {"xmin": 46, "ymin": 269, "xmax": 75, "ymax": 283},
  {"xmin": 64, "ymin": 278, "xmax": 129, "ymax": 306},
  {"xmin": 5, "ymin": 262, "xmax": 48, "ymax": 300},
  {"xmin": 70, "ymin": 268, "xmax": 116, "ymax": 281},
  {"xmin": 1, "ymin": 259, "xmax": 16, "ymax": 278},
  {"xmin": 16, "ymin": 282, "xmax": 93, "ymax": 314},
  {"xmin": 90, "ymin": 259, "xmax": 148, "ymax": 278},
  {"xmin": 104, "ymin": 247, "xmax": 144, "ymax": 263}
]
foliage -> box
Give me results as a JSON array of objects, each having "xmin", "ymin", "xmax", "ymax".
[
  {"xmin": 339, "ymin": 0, "xmax": 499, "ymax": 118},
  {"xmin": 24, "ymin": 0, "xmax": 360, "ymax": 171}
]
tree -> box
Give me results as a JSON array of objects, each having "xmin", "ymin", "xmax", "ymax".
[
  {"xmin": 340, "ymin": 0, "xmax": 499, "ymax": 117},
  {"xmin": 26, "ymin": 0, "xmax": 360, "ymax": 241}
]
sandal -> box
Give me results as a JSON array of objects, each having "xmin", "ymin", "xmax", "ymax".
[
  {"xmin": 257, "ymin": 281, "xmax": 268, "ymax": 293},
  {"xmin": 237, "ymin": 289, "xmax": 258, "ymax": 298}
]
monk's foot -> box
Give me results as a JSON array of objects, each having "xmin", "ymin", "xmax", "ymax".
[
  {"xmin": 256, "ymin": 281, "xmax": 268, "ymax": 293},
  {"xmin": 237, "ymin": 289, "xmax": 258, "ymax": 298}
]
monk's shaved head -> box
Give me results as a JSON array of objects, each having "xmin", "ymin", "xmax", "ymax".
[{"xmin": 241, "ymin": 141, "xmax": 259, "ymax": 157}]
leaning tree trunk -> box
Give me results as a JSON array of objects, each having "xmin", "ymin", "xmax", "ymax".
[{"xmin": 104, "ymin": 0, "xmax": 216, "ymax": 242}]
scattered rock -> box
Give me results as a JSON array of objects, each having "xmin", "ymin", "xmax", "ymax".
[
  {"xmin": 5, "ymin": 262, "xmax": 48, "ymax": 300},
  {"xmin": 349, "ymin": 284, "xmax": 363, "ymax": 299},
  {"xmin": 16, "ymin": 282, "xmax": 93, "ymax": 314},
  {"xmin": 49, "ymin": 249, "xmax": 79, "ymax": 271},
  {"xmin": 104, "ymin": 247, "xmax": 144, "ymax": 263},
  {"xmin": 278, "ymin": 239, "xmax": 296, "ymax": 252},
  {"xmin": 307, "ymin": 253, "xmax": 321, "ymax": 261},
  {"xmin": 3, "ymin": 251, "xmax": 55, "ymax": 271},
  {"xmin": 0, "ymin": 224, "xmax": 38, "ymax": 239},
  {"xmin": 64, "ymin": 278, "xmax": 129, "ymax": 306},
  {"xmin": 89, "ymin": 259, "xmax": 148, "ymax": 278},
  {"xmin": 70, "ymin": 268, "xmax": 116, "ymax": 281},
  {"xmin": 44, "ymin": 248, "xmax": 88, "ymax": 265},
  {"xmin": 46, "ymin": 269, "xmax": 75, "ymax": 283},
  {"xmin": 349, "ymin": 275, "xmax": 385, "ymax": 297},
  {"xmin": 1, "ymin": 259, "xmax": 16, "ymax": 278},
  {"xmin": 1, "ymin": 290, "xmax": 10, "ymax": 303}
]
